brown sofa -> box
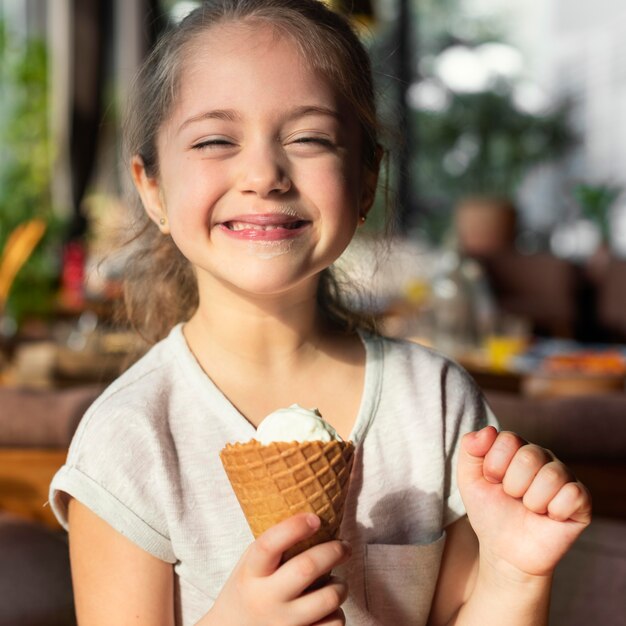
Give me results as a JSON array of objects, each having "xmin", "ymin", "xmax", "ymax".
[
  {"xmin": 478, "ymin": 252, "xmax": 626, "ymax": 342},
  {"xmin": 0, "ymin": 512, "xmax": 75, "ymax": 626}
]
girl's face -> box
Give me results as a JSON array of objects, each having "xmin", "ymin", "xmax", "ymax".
[{"xmin": 134, "ymin": 22, "xmax": 374, "ymax": 303}]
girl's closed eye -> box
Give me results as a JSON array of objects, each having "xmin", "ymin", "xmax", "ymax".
[
  {"xmin": 288, "ymin": 134, "xmax": 337, "ymax": 152},
  {"xmin": 192, "ymin": 137, "xmax": 237, "ymax": 151}
]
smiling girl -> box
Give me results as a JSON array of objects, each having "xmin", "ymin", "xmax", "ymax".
[{"xmin": 50, "ymin": 1, "xmax": 591, "ymax": 625}]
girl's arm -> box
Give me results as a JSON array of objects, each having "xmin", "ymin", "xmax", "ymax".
[
  {"xmin": 68, "ymin": 498, "xmax": 175, "ymax": 626},
  {"xmin": 428, "ymin": 516, "xmax": 552, "ymax": 626},
  {"xmin": 428, "ymin": 516, "xmax": 479, "ymax": 626},
  {"xmin": 429, "ymin": 427, "xmax": 591, "ymax": 626},
  {"xmin": 69, "ymin": 501, "xmax": 349, "ymax": 626}
]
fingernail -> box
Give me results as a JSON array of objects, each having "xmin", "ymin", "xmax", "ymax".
[
  {"xmin": 306, "ymin": 513, "xmax": 321, "ymax": 529},
  {"xmin": 476, "ymin": 426, "xmax": 495, "ymax": 439}
]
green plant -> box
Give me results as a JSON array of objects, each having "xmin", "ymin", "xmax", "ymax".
[
  {"xmin": 572, "ymin": 183, "xmax": 621, "ymax": 244},
  {"xmin": 413, "ymin": 88, "xmax": 575, "ymax": 200},
  {"xmin": 0, "ymin": 21, "xmax": 64, "ymax": 322}
]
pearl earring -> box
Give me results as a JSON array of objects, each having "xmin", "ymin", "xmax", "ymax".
[
  {"xmin": 159, "ymin": 217, "xmax": 166, "ymax": 225},
  {"xmin": 359, "ymin": 214, "xmax": 367, "ymax": 224}
]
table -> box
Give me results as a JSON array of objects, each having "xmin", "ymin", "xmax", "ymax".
[
  {"xmin": 0, "ymin": 449, "xmax": 67, "ymax": 528},
  {"xmin": 459, "ymin": 340, "xmax": 626, "ymax": 397}
]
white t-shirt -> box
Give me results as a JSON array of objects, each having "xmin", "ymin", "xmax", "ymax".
[{"xmin": 50, "ymin": 324, "xmax": 497, "ymax": 626}]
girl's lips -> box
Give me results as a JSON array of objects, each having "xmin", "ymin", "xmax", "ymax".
[{"xmin": 219, "ymin": 215, "xmax": 311, "ymax": 241}]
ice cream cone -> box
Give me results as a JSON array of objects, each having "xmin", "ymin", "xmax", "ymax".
[{"xmin": 220, "ymin": 439, "xmax": 355, "ymax": 560}]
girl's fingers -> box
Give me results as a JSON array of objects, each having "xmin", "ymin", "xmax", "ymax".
[
  {"xmin": 522, "ymin": 461, "xmax": 575, "ymax": 514},
  {"xmin": 274, "ymin": 540, "xmax": 352, "ymax": 598},
  {"xmin": 502, "ymin": 444, "xmax": 553, "ymax": 498},
  {"xmin": 482, "ymin": 431, "xmax": 527, "ymax": 483},
  {"xmin": 311, "ymin": 608, "xmax": 346, "ymax": 625},
  {"xmin": 245, "ymin": 513, "xmax": 321, "ymax": 578},
  {"xmin": 547, "ymin": 481, "xmax": 593, "ymax": 523},
  {"xmin": 290, "ymin": 576, "xmax": 348, "ymax": 625}
]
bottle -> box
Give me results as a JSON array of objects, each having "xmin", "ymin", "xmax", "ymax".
[{"xmin": 430, "ymin": 237, "xmax": 496, "ymax": 358}]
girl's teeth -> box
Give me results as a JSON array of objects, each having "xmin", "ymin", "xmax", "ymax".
[{"xmin": 228, "ymin": 221, "xmax": 301, "ymax": 231}]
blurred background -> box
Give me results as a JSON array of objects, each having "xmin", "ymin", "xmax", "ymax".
[
  {"xmin": 1, "ymin": 0, "xmax": 626, "ymax": 359},
  {"xmin": 0, "ymin": 1, "xmax": 625, "ymax": 625}
]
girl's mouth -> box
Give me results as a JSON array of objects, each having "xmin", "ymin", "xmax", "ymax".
[
  {"xmin": 225, "ymin": 220, "xmax": 307, "ymax": 231},
  {"xmin": 219, "ymin": 215, "xmax": 311, "ymax": 241}
]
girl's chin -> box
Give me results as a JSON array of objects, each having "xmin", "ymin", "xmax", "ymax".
[
  {"xmin": 219, "ymin": 269, "xmax": 320, "ymax": 301},
  {"xmin": 242, "ymin": 238, "xmax": 298, "ymax": 260}
]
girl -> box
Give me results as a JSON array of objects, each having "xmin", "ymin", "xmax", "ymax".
[{"xmin": 50, "ymin": 1, "xmax": 591, "ymax": 624}]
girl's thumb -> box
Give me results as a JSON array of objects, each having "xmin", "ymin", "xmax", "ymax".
[{"xmin": 457, "ymin": 426, "xmax": 498, "ymax": 488}]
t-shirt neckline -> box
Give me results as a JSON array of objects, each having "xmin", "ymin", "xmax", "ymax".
[{"xmin": 169, "ymin": 323, "xmax": 382, "ymax": 446}]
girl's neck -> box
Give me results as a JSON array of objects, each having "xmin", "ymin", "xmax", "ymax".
[
  {"xmin": 181, "ymin": 278, "xmax": 365, "ymax": 435},
  {"xmin": 183, "ymin": 282, "xmax": 330, "ymax": 369}
]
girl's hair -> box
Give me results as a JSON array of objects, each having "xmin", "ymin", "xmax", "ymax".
[{"xmin": 122, "ymin": 0, "xmax": 383, "ymax": 343}]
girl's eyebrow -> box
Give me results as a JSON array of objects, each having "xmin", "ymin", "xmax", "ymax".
[
  {"xmin": 177, "ymin": 105, "xmax": 341, "ymax": 134},
  {"xmin": 286, "ymin": 105, "xmax": 342, "ymax": 122},
  {"xmin": 178, "ymin": 109, "xmax": 241, "ymax": 133}
]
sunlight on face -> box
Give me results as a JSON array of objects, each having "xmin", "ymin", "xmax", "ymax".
[{"xmin": 152, "ymin": 21, "xmax": 366, "ymax": 301}]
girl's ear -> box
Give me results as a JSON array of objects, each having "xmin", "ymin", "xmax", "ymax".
[
  {"xmin": 131, "ymin": 155, "xmax": 170, "ymax": 234},
  {"xmin": 360, "ymin": 144, "xmax": 384, "ymax": 217}
]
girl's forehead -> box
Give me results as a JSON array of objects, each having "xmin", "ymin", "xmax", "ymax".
[
  {"xmin": 172, "ymin": 21, "xmax": 344, "ymax": 112},
  {"xmin": 179, "ymin": 19, "xmax": 335, "ymax": 89},
  {"xmin": 184, "ymin": 20, "xmax": 307, "ymax": 71}
]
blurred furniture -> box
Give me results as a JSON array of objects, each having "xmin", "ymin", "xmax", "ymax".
[
  {"xmin": 550, "ymin": 516, "xmax": 626, "ymax": 626},
  {"xmin": 486, "ymin": 389, "xmax": 626, "ymax": 625},
  {"xmin": 460, "ymin": 336, "xmax": 626, "ymax": 398},
  {"xmin": 0, "ymin": 448, "xmax": 68, "ymax": 529},
  {"xmin": 0, "ymin": 384, "xmax": 103, "ymax": 626},
  {"xmin": 0, "ymin": 512, "xmax": 75, "ymax": 626},
  {"xmin": 478, "ymin": 251, "xmax": 581, "ymax": 338},
  {"xmin": 596, "ymin": 258, "xmax": 626, "ymax": 342},
  {"xmin": 522, "ymin": 369, "xmax": 626, "ymax": 397},
  {"xmin": 0, "ymin": 384, "xmax": 103, "ymax": 527},
  {"xmin": 475, "ymin": 252, "xmax": 626, "ymax": 344}
]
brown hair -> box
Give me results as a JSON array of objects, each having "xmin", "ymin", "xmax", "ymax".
[{"xmin": 122, "ymin": 0, "xmax": 383, "ymax": 343}]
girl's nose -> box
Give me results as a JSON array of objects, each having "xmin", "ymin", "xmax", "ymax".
[{"xmin": 237, "ymin": 143, "xmax": 291, "ymax": 197}]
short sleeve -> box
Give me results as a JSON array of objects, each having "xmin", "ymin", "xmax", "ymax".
[
  {"xmin": 440, "ymin": 361, "xmax": 500, "ymax": 526},
  {"xmin": 49, "ymin": 398, "xmax": 176, "ymax": 563}
]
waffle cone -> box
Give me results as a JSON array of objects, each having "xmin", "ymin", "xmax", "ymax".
[{"xmin": 220, "ymin": 439, "xmax": 355, "ymax": 560}]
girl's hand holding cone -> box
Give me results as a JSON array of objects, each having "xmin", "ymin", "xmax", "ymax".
[{"xmin": 203, "ymin": 513, "xmax": 351, "ymax": 626}]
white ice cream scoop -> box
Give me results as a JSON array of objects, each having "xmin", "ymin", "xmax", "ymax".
[{"xmin": 255, "ymin": 404, "xmax": 342, "ymax": 444}]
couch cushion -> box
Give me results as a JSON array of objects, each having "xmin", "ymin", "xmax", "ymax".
[
  {"xmin": 0, "ymin": 513, "xmax": 75, "ymax": 626},
  {"xmin": 550, "ymin": 516, "xmax": 626, "ymax": 626},
  {"xmin": 597, "ymin": 259, "xmax": 626, "ymax": 342},
  {"xmin": 0, "ymin": 385, "xmax": 103, "ymax": 448},
  {"xmin": 479, "ymin": 252, "xmax": 580, "ymax": 338},
  {"xmin": 485, "ymin": 391, "xmax": 626, "ymax": 461}
]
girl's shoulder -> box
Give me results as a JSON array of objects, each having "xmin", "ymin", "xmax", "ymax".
[
  {"xmin": 93, "ymin": 327, "xmax": 182, "ymax": 407},
  {"xmin": 363, "ymin": 332, "xmax": 484, "ymax": 405},
  {"xmin": 69, "ymin": 326, "xmax": 188, "ymax": 443},
  {"xmin": 364, "ymin": 332, "xmax": 465, "ymax": 373}
]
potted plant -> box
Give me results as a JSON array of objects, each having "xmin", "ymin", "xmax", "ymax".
[
  {"xmin": 572, "ymin": 183, "xmax": 620, "ymax": 247},
  {"xmin": 411, "ymin": 44, "xmax": 576, "ymax": 255},
  {"xmin": 572, "ymin": 182, "xmax": 621, "ymax": 282}
]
